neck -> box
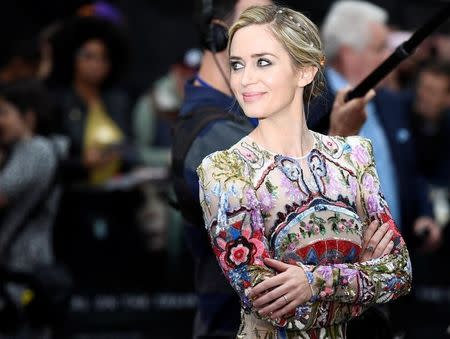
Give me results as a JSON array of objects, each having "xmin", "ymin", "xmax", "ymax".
[
  {"xmin": 196, "ymin": 50, "xmax": 231, "ymax": 96},
  {"xmin": 74, "ymin": 78, "xmax": 101, "ymax": 105},
  {"xmin": 252, "ymin": 94, "xmax": 314, "ymax": 158}
]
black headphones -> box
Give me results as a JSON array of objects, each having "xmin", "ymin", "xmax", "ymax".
[{"xmin": 200, "ymin": 0, "xmax": 229, "ymax": 53}]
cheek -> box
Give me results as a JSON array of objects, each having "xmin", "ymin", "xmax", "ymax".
[
  {"xmin": 264, "ymin": 71, "xmax": 297, "ymax": 99},
  {"xmin": 229, "ymin": 72, "xmax": 240, "ymax": 95},
  {"xmin": 76, "ymin": 59, "xmax": 89, "ymax": 74}
]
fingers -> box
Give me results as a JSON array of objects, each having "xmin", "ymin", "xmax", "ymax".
[
  {"xmin": 361, "ymin": 222, "xmax": 391, "ymax": 261},
  {"xmin": 373, "ymin": 229, "xmax": 394, "ymax": 258},
  {"xmin": 249, "ymin": 273, "xmax": 286, "ymax": 298},
  {"xmin": 382, "ymin": 241, "xmax": 394, "ymax": 256},
  {"xmin": 252, "ymin": 283, "xmax": 290, "ymax": 308},
  {"xmin": 264, "ymin": 257, "xmax": 291, "ymax": 271},
  {"xmin": 362, "ymin": 220, "xmax": 379, "ymax": 251},
  {"xmin": 329, "ymin": 88, "xmax": 369, "ymax": 136},
  {"xmin": 363, "ymin": 89, "xmax": 376, "ymax": 104},
  {"xmin": 256, "ymin": 290, "xmax": 292, "ymax": 316},
  {"xmin": 333, "ymin": 86, "xmax": 351, "ymax": 106},
  {"xmin": 269, "ymin": 299, "xmax": 297, "ymax": 320}
]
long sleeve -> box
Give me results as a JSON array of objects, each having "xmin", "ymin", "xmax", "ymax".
[
  {"xmin": 0, "ymin": 138, "xmax": 57, "ymax": 256},
  {"xmin": 299, "ymin": 137, "xmax": 412, "ymax": 305},
  {"xmin": 198, "ymin": 151, "xmax": 374, "ymax": 331},
  {"xmin": 197, "ymin": 152, "xmax": 274, "ymax": 313}
]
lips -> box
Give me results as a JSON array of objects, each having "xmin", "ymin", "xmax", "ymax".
[{"xmin": 242, "ymin": 91, "xmax": 266, "ymax": 103}]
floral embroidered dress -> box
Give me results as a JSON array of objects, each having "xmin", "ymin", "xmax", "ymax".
[{"xmin": 197, "ymin": 131, "xmax": 412, "ymax": 339}]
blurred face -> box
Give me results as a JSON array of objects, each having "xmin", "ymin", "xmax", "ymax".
[
  {"xmin": 415, "ymin": 71, "xmax": 450, "ymax": 120},
  {"xmin": 342, "ymin": 22, "xmax": 389, "ymax": 85},
  {"xmin": 229, "ymin": 24, "xmax": 315, "ymax": 119},
  {"xmin": 0, "ymin": 99, "xmax": 30, "ymax": 146},
  {"xmin": 75, "ymin": 39, "xmax": 111, "ymax": 86}
]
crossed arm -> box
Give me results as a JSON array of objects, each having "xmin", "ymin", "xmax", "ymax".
[{"xmin": 197, "ymin": 142, "xmax": 411, "ymax": 331}]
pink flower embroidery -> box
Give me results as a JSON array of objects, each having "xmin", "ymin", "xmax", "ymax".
[
  {"xmin": 213, "ymin": 217, "xmax": 267, "ymax": 272},
  {"xmin": 259, "ymin": 188, "xmax": 276, "ymax": 213},
  {"xmin": 326, "ymin": 165, "xmax": 340, "ymax": 196},
  {"xmin": 362, "ymin": 173, "xmax": 378, "ymax": 193},
  {"xmin": 229, "ymin": 243, "xmax": 251, "ymax": 266},
  {"xmin": 316, "ymin": 266, "xmax": 333, "ymax": 280},
  {"xmin": 324, "ymin": 137, "xmax": 339, "ymax": 154},
  {"xmin": 367, "ymin": 194, "xmax": 381, "ymax": 215},
  {"xmin": 349, "ymin": 176, "xmax": 358, "ymax": 198},
  {"xmin": 242, "ymin": 150, "xmax": 257, "ymax": 162},
  {"xmin": 281, "ymin": 176, "xmax": 304, "ymax": 202},
  {"xmin": 319, "ymin": 287, "xmax": 334, "ymax": 298},
  {"xmin": 353, "ymin": 144, "xmax": 370, "ymax": 165}
]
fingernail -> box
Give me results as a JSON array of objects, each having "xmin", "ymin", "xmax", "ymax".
[
  {"xmin": 383, "ymin": 223, "xmax": 389, "ymax": 229},
  {"xmin": 388, "ymin": 230, "xmax": 393, "ymax": 235}
]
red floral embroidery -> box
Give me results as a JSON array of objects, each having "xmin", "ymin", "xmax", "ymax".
[
  {"xmin": 225, "ymin": 236, "xmax": 256, "ymax": 268},
  {"xmin": 211, "ymin": 217, "xmax": 267, "ymax": 273}
]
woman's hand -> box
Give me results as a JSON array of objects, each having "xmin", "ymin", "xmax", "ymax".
[
  {"xmin": 248, "ymin": 258, "xmax": 312, "ymax": 320},
  {"xmin": 359, "ymin": 220, "xmax": 395, "ymax": 262},
  {"xmin": 83, "ymin": 147, "xmax": 120, "ymax": 169}
]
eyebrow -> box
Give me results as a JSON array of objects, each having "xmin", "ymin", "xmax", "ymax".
[{"xmin": 229, "ymin": 52, "xmax": 279, "ymax": 60}]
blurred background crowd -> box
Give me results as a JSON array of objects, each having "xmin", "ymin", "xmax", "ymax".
[{"xmin": 0, "ymin": 0, "xmax": 449, "ymax": 338}]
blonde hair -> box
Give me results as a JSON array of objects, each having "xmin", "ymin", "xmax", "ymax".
[{"xmin": 228, "ymin": 5, "xmax": 325, "ymax": 103}]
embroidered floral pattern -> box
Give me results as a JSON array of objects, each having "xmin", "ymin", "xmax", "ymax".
[{"xmin": 197, "ymin": 133, "xmax": 411, "ymax": 338}]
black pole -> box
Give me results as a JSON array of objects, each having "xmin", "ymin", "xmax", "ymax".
[{"xmin": 345, "ymin": 2, "xmax": 450, "ymax": 101}]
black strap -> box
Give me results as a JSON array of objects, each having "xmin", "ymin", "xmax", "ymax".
[
  {"xmin": 172, "ymin": 106, "xmax": 240, "ymax": 174},
  {"xmin": 170, "ymin": 106, "xmax": 240, "ymax": 225}
]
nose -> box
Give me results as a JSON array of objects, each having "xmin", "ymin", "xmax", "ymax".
[{"xmin": 241, "ymin": 64, "xmax": 257, "ymax": 87}]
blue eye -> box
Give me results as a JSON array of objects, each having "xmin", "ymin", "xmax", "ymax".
[
  {"xmin": 230, "ymin": 61, "xmax": 244, "ymax": 71},
  {"xmin": 257, "ymin": 58, "xmax": 271, "ymax": 67}
]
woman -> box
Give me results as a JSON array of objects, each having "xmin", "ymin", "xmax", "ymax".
[
  {"xmin": 50, "ymin": 16, "xmax": 132, "ymax": 185},
  {"xmin": 197, "ymin": 5, "xmax": 411, "ymax": 338},
  {"xmin": 0, "ymin": 80, "xmax": 69, "ymax": 336},
  {"xmin": 0, "ymin": 80, "xmax": 66, "ymax": 272}
]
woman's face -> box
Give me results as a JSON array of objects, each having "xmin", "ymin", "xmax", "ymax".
[
  {"xmin": 75, "ymin": 39, "xmax": 111, "ymax": 86},
  {"xmin": 229, "ymin": 24, "xmax": 310, "ymax": 119}
]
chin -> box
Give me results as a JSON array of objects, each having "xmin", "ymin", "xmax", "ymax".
[
  {"xmin": 243, "ymin": 110, "xmax": 269, "ymax": 119},
  {"xmin": 239, "ymin": 102, "xmax": 270, "ymax": 119}
]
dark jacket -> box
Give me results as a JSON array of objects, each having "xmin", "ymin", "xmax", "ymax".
[{"xmin": 52, "ymin": 87, "xmax": 135, "ymax": 182}]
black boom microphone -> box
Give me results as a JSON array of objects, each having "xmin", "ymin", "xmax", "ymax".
[{"xmin": 345, "ymin": 2, "xmax": 450, "ymax": 102}]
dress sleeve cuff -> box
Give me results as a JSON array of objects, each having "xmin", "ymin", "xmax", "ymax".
[{"xmin": 296, "ymin": 262, "xmax": 320, "ymax": 302}]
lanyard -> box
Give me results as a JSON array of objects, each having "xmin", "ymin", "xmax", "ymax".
[{"xmin": 195, "ymin": 75, "xmax": 215, "ymax": 90}]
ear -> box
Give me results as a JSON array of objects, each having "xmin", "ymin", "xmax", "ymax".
[{"xmin": 297, "ymin": 66, "xmax": 318, "ymax": 88}]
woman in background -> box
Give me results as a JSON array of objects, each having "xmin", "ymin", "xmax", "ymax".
[{"xmin": 50, "ymin": 16, "xmax": 133, "ymax": 185}]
